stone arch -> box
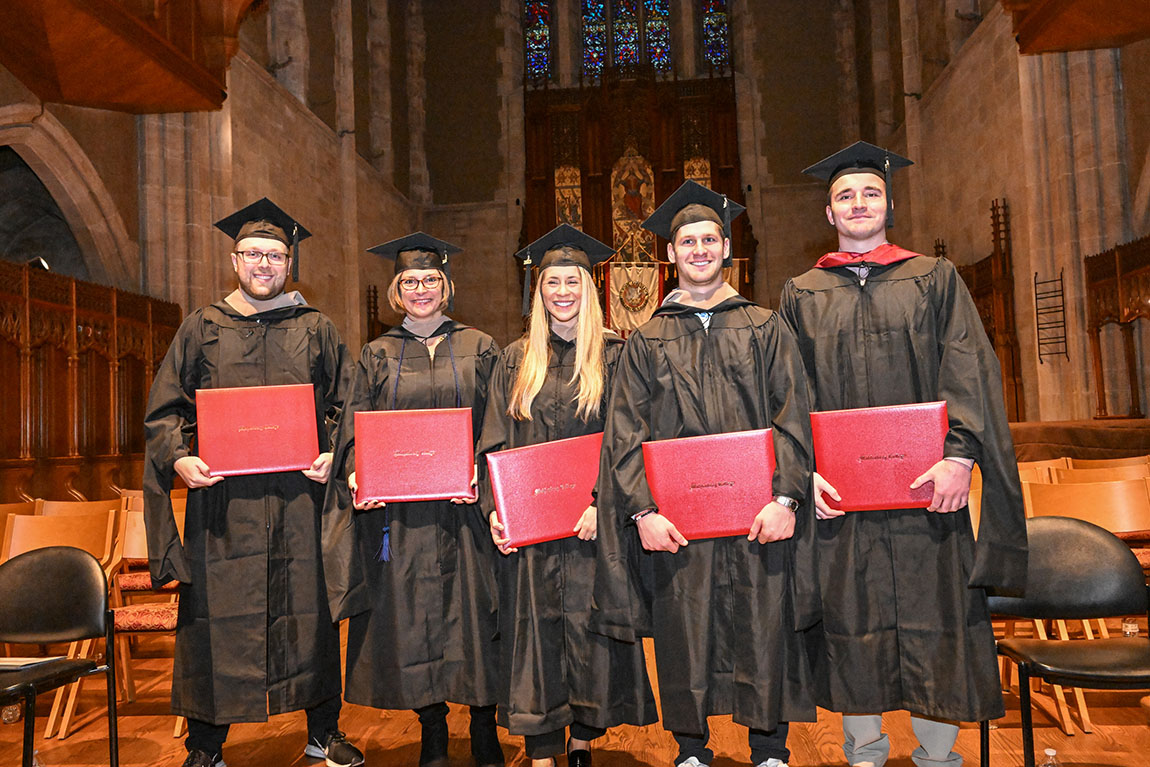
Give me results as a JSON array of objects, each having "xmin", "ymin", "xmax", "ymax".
[{"xmin": 0, "ymin": 104, "xmax": 137, "ymax": 289}]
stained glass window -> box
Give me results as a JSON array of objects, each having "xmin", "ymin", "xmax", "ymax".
[
  {"xmin": 525, "ymin": 0, "xmax": 551, "ymax": 80},
  {"xmin": 583, "ymin": 0, "xmax": 608, "ymax": 77},
  {"xmin": 702, "ymin": 0, "xmax": 730, "ymax": 68},
  {"xmin": 644, "ymin": 0, "xmax": 671, "ymax": 72},
  {"xmin": 612, "ymin": 0, "xmax": 639, "ymax": 66}
]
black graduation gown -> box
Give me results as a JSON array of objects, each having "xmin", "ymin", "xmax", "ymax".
[
  {"xmin": 779, "ymin": 254, "xmax": 1028, "ymax": 722},
  {"xmin": 322, "ymin": 320, "xmax": 502, "ymax": 709},
  {"xmin": 143, "ymin": 300, "xmax": 350, "ymax": 725},
  {"xmin": 475, "ymin": 332, "xmax": 658, "ymax": 737},
  {"xmin": 592, "ymin": 296, "xmax": 820, "ymax": 735}
]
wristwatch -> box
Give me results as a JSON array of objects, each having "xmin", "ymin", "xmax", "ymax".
[{"xmin": 773, "ymin": 495, "xmax": 799, "ymax": 511}]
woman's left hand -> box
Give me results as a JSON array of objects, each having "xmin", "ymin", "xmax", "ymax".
[{"xmin": 573, "ymin": 505, "xmax": 597, "ymax": 541}]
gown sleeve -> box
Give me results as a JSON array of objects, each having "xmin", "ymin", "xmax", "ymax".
[
  {"xmin": 591, "ymin": 333, "xmax": 656, "ymax": 642},
  {"xmin": 476, "ymin": 347, "xmax": 514, "ymax": 526},
  {"xmin": 143, "ymin": 315, "xmax": 201, "ymax": 587},
  {"xmin": 321, "ymin": 343, "xmax": 388, "ymax": 621},
  {"xmin": 758, "ymin": 313, "xmax": 820, "ymax": 630},
  {"xmin": 933, "ymin": 262, "xmax": 1028, "ymax": 594}
]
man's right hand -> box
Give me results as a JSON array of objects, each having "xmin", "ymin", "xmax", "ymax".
[
  {"xmin": 636, "ymin": 513, "xmax": 689, "ymax": 552},
  {"xmin": 813, "ymin": 471, "xmax": 845, "ymax": 519},
  {"xmin": 174, "ymin": 456, "xmax": 223, "ymax": 488},
  {"xmin": 348, "ymin": 472, "xmax": 385, "ymax": 511}
]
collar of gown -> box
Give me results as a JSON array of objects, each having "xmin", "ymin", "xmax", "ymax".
[{"xmin": 814, "ymin": 242, "xmax": 921, "ymax": 269}]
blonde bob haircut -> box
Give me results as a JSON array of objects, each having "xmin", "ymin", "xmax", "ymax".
[
  {"xmin": 509, "ymin": 264, "xmax": 606, "ymax": 422},
  {"xmin": 386, "ymin": 264, "xmax": 454, "ymax": 315}
]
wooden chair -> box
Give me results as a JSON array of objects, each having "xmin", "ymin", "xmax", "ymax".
[
  {"xmin": 1018, "ymin": 457, "xmax": 1071, "ymax": 472},
  {"xmin": 1017, "ymin": 466, "xmax": 1051, "ymax": 484},
  {"xmin": 1069, "ymin": 455, "xmax": 1150, "ymax": 470},
  {"xmin": 1051, "ymin": 464, "xmax": 1150, "ymax": 484},
  {"xmin": 0, "ymin": 511, "xmax": 118, "ymax": 740}
]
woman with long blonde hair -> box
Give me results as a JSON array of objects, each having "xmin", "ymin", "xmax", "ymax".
[{"xmin": 477, "ymin": 225, "xmax": 656, "ymax": 767}]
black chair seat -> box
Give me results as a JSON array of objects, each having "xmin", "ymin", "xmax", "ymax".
[
  {"xmin": 998, "ymin": 636, "xmax": 1150, "ymax": 688},
  {"xmin": 0, "ymin": 659, "xmax": 100, "ymax": 703}
]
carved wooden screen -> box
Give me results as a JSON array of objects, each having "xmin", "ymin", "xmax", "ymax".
[
  {"xmin": 523, "ymin": 69, "xmax": 754, "ymax": 334},
  {"xmin": 1084, "ymin": 234, "xmax": 1150, "ymax": 419},
  {"xmin": 0, "ymin": 259, "xmax": 182, "ymax": 501},
  {"xmin": 954, "ymin": 199, "xmax": 1025, "ymax": 421}
]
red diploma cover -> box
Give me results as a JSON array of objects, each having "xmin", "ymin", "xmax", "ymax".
[
  {"xmin": 810, "ymin": 401, "xmax": 948, "ymax": 511},
  {"xmin": 195, "ymin": 384, "xmax": 319, "ymax": 476},
  {"xmin": 642, "ymin": 429, "xmax": 775, "ymax": 540},
  {"xmin": 486, "ymin": 432, "xmax": 603, "ymax": 548},
  {"xmin": 354, "ymin": 408, "xmax": 474, "ymax": 503}
]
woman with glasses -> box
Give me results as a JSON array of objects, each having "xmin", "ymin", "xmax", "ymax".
[
  {"xmin": 476, "ymin": 225, "xmax": 656, "ymax": 767},
  {"xmin": 324, "ymin": 233, "xmax": 504, "ymax": 767}
]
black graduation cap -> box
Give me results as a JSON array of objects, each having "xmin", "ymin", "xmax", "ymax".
[
  {"xmin": 642, "ymin": 181, "xmax": 746, "ymax": 266},
  {"xmin": 214, "ymin": 198, "xmax": 311, "ymax": 282},
  {"xmin": 367, "ymin": 232, "xmax": 462, "ymax": 310},
  {"xmin": 513, "ymin": 224, "xmax": 615, "ymax": 316},
  {"xmin": 801, "ymin": 141, "xmax": 913, "ymax": 227}
]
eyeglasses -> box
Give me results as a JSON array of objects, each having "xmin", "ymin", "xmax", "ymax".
[
  {"xmin": 235, "ymin": 250, "xmax": 289, "ymax": 265},
  {"xmin": 399, "ymin": 275, "xmax": 443, "ymax": 291}
]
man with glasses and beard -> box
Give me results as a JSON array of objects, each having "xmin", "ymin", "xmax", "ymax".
[{"xmin": 144, "ymin": 199, "xmax": 363, "ymax": 767}]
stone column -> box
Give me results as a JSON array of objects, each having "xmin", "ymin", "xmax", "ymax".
[
  {"xmin": 673, "ymin": 0, "xmax": 697, "ymax": 79},
  {"xmin": 833, "ymin": 0, "xmax": 860, "ymax": 144},
  {"xmin": 555, "ymin": 0, "xmax": 578, "ymax": 87},
  {"xmin": 368, "ymin": 0, "xmax": 394, "ymax": 182},
  {"xmin": 267, "ymin": 0, "xmax": 309, "ymax": 103},
  {"xmin": 406, "ymin": 0, "xmax": 431, "ymax": 205},
  {"xmin": 729, "ymin": 0, "xmax": 771, "ymax": 302},
  {"xmin": 897, "ymin": 0, "xmax": 925, "ymax": 247},
  {"xmin": 1018, "ymin": 48, "xmax": 1133, "ymax": 419},
  {"xmin": 870, "ymin": 0, "xmax": 895, "ymax": 141},
  {"xmin": 138, "ymin": 79, "xmax": 234, "ymax": 314},
  {"xmin": 334, "ymin": 0, "xmax": 362, "ymax": 348}
]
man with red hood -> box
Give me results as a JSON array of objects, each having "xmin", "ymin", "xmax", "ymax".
[{"xmin": 779, "ymin": 142, "xmax": 1027, "ymax": 767}]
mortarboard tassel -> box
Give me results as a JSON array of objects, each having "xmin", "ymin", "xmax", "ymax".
[
  {"xmin": 291, "ymin": 223, "xmax": 300, "ymax": 282},
  {"xmin": 721, "ymin": 195, "xmax": 733, "ymax": 268},
  {"xmin": 521, "ymin": 249, "xmax": 533, "ymax": 317},
  {"xmin": 442, "ymin": 251, "xmax": 454, "ymax": 311}
]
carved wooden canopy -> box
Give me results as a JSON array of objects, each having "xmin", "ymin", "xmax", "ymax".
[
  {"xmin": 0, "ymin": 0, "xmax": 260, "ymax": 113},
  {"xmin": 1001, "ymin": 0, "xmax": 1150, "ymax": 53}
]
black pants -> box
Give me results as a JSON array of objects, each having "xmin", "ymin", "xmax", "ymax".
[
  {"xmin": 673, "ymin": 721, "xmax": 789, "ymax": 765},
  {"xmin": 522, "ymin": 721, "xmax": 606, "ymax": 759},
  {"xmin": 185, "ymin": 695, "xmax": 342, "ymax": 755},
  {"xmin": 415, "ymin": 701, "xmax": 503, "ymax": 766}
]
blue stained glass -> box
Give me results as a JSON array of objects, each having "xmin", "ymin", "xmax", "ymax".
[
  {"xmin": 525, "ymin": 0, "xmax": 551, "ymax": 79},
  {"xmin": 644, "ymin": 0, "xmax": 671, "ymax": 72},
  {"xmin": 613, "ymin": 0, "xmax": 639, "ymax": 65},
  {"xmin": 583, "ymin": 0, "xmax": 607, "ymax": 76},
  {"xmin": 702, "ymin": 0, "xmax": 730, "ymax": 67}
]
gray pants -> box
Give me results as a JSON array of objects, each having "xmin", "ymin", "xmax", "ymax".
[{"xmin": 842, "ymin": 714, "xmax": 962, "ymax": 767}]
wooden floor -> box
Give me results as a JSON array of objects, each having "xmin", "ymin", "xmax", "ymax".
[{"xmin": 3, "ymin": 636, "xmax": 1148, "ymax": 767}]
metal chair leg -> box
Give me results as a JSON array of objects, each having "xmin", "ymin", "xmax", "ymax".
[
  {"xmin": 22, "ymin": 688, "xmax": 35, "ymax": 767},
  {"xmin": 1019, "ymin": 665, "xmax": 1036, "ymax": 767},
  {"xmin": 979, "ymin": 720, "xmax": 990, "ymax": 767}
]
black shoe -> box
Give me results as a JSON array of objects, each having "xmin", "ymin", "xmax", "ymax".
[
  {"xmin": 182, "ymin": 749, "xmax": 225, "ymax": 767},
  {"xmin": 468, "ymin": 705, "xmax": 504, "ymax": 767},
  {"xmin": 567, "ymin": 747, "xmax": 592, "ymax": 767},
  {"xmin": 305, "ymin": 729, "xmax": 365, "ymax": 767}
]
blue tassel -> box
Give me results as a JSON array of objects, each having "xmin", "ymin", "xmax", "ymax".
[{"xmin": 377, "ymin": 525, "xmax": 391, "ymax": 562}]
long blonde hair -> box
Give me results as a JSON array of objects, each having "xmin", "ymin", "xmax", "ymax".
[{"xmin": 509, "ymin": 266, "xmax": 606, "ymax": 421}]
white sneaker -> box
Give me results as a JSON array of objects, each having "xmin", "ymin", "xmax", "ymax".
[
  {"xmin": 677, "ymin": 758, "xmax": 709, "ymax": 767},
  {"xmin": 755, "ymin": 760, "xmax": 789, "ymax": 767}
]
